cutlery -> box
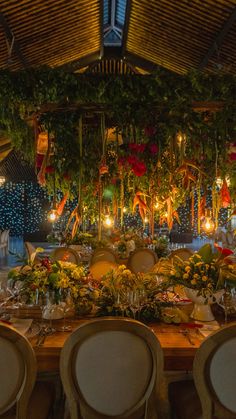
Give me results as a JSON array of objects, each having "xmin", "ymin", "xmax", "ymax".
[{"xmin": 180, "ymin": 329, "xmax": 195, "ymax": 345}]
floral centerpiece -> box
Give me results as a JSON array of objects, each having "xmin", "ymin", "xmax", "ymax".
[
  {"xmin": 96, "ymin": 265, "xmax": 170, "ymax": 321},
  {"xmin": 156, "ymin": 243, "xmax": 236, "ymax": 321},
  {"xmin": 8, "ymin": 255, "xmax": 99, "ymax": 316},
  {"xmin": 169, "ymin": 244, "xmax": 224, "ymax": 303}
]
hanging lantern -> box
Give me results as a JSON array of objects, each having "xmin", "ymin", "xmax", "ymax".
[{"xmin": 201, "ymin": 209, "xmax": 215, "ymax": 234}]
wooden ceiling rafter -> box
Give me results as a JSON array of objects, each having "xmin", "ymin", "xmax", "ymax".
[
  {"xmin": 199, "ymin": 5, "xmax": 236, "ymax": 69},
  {"xmin": 0, "ymin": 12, "xmax": 28, "ymax": 68},
  {"xmin": 99, "ymin": 0, "xmax": 104, "ymax": 59},
  {"xmin": 59, "ymin": 52, "xmax": 102, "ymax": 73},
  {"xmin": 125, "ymin": 0, "xmax": 236, "ymax": 75}
]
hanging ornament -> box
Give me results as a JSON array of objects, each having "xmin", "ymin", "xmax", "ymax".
[{"xmin": 220, "ymin": 179, "xmax": 231, "ymax": 208}]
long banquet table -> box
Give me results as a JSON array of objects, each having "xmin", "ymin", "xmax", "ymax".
[{"xmin": 29, "ymin": 318, "xmax": 204, "ymax": 373}]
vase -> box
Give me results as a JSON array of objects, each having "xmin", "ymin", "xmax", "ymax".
[{"xmin": 184, "ymin": 288, "xmax": 224, "ymax": 322}]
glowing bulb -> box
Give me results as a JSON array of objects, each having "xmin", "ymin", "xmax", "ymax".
[
  {"xmin": 123, "ymin": 207, "xmax": 127, "ymax": 213},
  {"xmin": 104, "ymin": 215, "xmax": 113, "ymax": 227},
  {"xmin": 154, "ymin": 202, "xmax": 159, "ymax": 209},
  {"xmin": 144, "ymin": 217, "xmax": 149, "ymax": 223},
  {"xmin": 177, "ymin": 132, "xmax": 186, "ymax": 145},
  {"xmin": 201, "ymin": 211, "xmax": 215, "ymax": 234},
  {"xmin": 47, "ymin": 209, "xmax": 58, "ymax": 222}
]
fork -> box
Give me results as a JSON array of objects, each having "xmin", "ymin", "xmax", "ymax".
[{"xmin": 180, "ymin": 329, "xmax": 195, "ymax": 345}]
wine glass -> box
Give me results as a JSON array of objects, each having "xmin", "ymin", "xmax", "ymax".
[
  {"xmin": 129, "ymin": 290, "xmax": 140, "ymax": 320},
  {"xmin": 115, "ymin": 290, "xmax": 129, "ymax": 317},
  {"xmin": 59, "ymin": 289, "xmax": 74, "ymax": 332}
]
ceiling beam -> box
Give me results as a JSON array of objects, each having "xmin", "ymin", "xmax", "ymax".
[
  {"xmin": 99, "ymin": 0, "xmax": 104, "ymax": 59},
  {"xmin": 122, "ymin": 0, "xmax": 132, "ymax": 57},
  {"xmin": 0, "ymin": 12, "xmax": 28, "ymax": 68},
  {"xmin": 0, "ymin": 142, "xmax": 11, "ymax": 153},
  {"xmin": 123, "ymin": 51, "xmax": 159, "ymax": 73},
  {"xmin": 59, "ymin": 52, "xmax": 102, "ymax": 72},
  {"xmin": 198, "ymin": 6, "xmax": 236, "ymax": 70}
]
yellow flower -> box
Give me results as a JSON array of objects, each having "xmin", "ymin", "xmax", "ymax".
[
  {"xmin": 191, "ymin": 279, "xmax": 197, "ymax": 285},
  {"xmin": 183, "ymin": 273, "xmax": 189, "ymax": 279},
  {"xmin": 193, "ymin": 273, "xmax": 200, "ymax": 279},
  {"xmin": 185, "ymin": 266, "xmax": 191, "ymax": 272},
  {"xmin": 202, "ymin": 275, "xmax": 208, "ymax": 282}
]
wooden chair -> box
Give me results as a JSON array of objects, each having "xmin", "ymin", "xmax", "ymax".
[
  {"xmin": 60, "ymin": 317, "xmax": 164, "ymax": 419},
  {"xmin": 89, "ymin": 260, "xmax": 118, "ymax": 280},
  {"xmin": 127, "ymin": 248, "xmax": 157, "ymax": 274},
  {"xmin": 168, "ymin": 323, "xmax": 236, "ymax": 419},
  {"xmin": 90, "ymin": 247, "xmax": 118, "ymax": 266},
  {"xmin": 168, "ymin": 248, "xmax": 194, "ymax": 262},
  {"xmin": 51, "ymin": 247, "xmax": 81, "ymax": 264},
  {"xmin": 24, "ymin": 241, "xmax": 40, "ymax": 263},
  {"xmin": 0, "ymin": 323, "xmax": 55, "ymax": 419},
  {"xmin": 0, "ymin": 230, "xmax": 9, "ymax": 256}
]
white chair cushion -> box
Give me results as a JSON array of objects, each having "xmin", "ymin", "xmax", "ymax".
[
  {"xmin": 0, "ymin": 338, "xmax": 24, "ymax": 413},
  {"xmin": 210, "ymin": 337, "xmax": 236, "ymax": 413},
  {"xmin": 75, "ymin": 330, "xmax": 152, "ymax": 415}
]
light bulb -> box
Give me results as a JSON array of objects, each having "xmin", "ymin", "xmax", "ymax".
[
  {"xmin": 104, "ymin": 215, "xmax": 113, "ymax": 227},
  {"xmin": 47, "ymin": 209, "xmax": 58, "ymax": 222},
  {"xmin": 202, "ymin": 215, "xmax": 215, "ymax": 234}
]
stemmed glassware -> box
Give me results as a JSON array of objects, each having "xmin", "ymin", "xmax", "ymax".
[
  {"xmin": 59, "ymin": 288, "xmax": 74, "ymax": 332},
  {"xmin": 129, "ymin": 290, "xmax": 140, "ymax": 320},
  {"xmin": 115, "ymin": 290, "xmax": 129, "ymax": 317}
]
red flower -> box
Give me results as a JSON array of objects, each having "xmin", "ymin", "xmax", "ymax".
[
  {"xmin": 149, "ymin": 143, "xmax": 158, "ymax": 154},
  {"xmin": 128, "ymin": 143, "xmax": 139, "ymax": 152},
  {"xmin": 63, "ymin": 173, "xmax": 71, "ymax": 181},
  {"xmin": 127, "ymin": 155, "xmax": 138, "ymax": 165},
  {"xmin": 229, "ymin": 153, "xmax": 236, "ymax": 161},
  {"xmin": 137, "ymin": 144, "xmax": 146, "ymax": 153},
  {"xmin": 132, "ymin": 161, "xmax": 147, "ymax": 177},
  {"xmin": 128, "ymin": 143, "xmax": 146, "ymax": 153},
  {"xmin": 45, "ymin": 165, "xmax": 55, "ymax": 173},
  {"xmin": 214, "ymin": 243, "xmax": 234, "ymax": 256}
]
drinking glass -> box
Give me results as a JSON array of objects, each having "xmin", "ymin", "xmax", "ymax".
[
  {"xmin": 59, "ymin": 289, "xmax": 74, "ymax": 332},
  {"xmin": 129, "ymin": 290, "xmax": 140, "ymax": 320}
]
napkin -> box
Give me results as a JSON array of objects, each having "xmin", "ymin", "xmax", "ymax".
[
  {"xmin": 9, "ymin": 318, "xmax": 33, "ymax": 336},
  {"xmin": 198, "ymin": 320, "xmax": 220, "ymax": 338}
]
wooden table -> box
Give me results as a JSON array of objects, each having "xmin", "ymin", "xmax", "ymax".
[{"xmin": 30, "ymin": 319, "xmax": 203, "ymax": 373}]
